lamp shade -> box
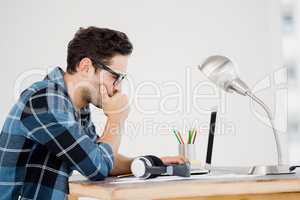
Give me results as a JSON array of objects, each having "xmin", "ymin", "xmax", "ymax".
[{"xmin": 199, "ymin": 55, "xmax": 249, "ymax": 95}]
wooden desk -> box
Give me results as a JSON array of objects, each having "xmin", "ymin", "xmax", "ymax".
[{"xmin": 69, "ymin": 168, "xmax": 300, "ymax": 200}]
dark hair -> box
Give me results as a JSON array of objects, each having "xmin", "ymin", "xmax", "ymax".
[{"xmin": 67, "ymin": 26, "xmax": 133, "ymax": 74}]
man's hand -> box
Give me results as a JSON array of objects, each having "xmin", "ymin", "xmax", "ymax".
[
  {"xmin": 98, "ymin": 85, "xmax": 129, "ymax": 155},
  {"xmin": 100, "ymin": 85, "xmax": 129, "ymax": 122},
  {"xmin": 160, "ymin": 156, "xmax": 189, "ymax": 165}
]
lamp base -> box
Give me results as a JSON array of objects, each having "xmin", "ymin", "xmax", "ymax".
[{"xmin": 248, "ymin": 165, "xmax": 295, "ymax": 175}]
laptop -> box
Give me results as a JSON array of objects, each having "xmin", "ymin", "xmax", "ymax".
[{"xmin": 190, "ymin": 108, "xmax": 217, "ymax": 175}]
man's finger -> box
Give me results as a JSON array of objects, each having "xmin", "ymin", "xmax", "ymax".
[
  {"xmin": 161, "ymin": 156, "xmax": 187, "ymax": 165},
  {"xmin": 175, "ymin": 156, "xmax": 188, "ymax": 164},
  {"xmin": 182, "ymin": 157, "xmax": 189, "ymax": 163}
]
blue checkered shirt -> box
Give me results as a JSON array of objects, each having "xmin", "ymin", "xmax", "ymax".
[{"xmin": 0, "ymin": 67, "xmax": 115, "ymax": 200}]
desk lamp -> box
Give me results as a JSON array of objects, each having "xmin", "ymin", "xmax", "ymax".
[{"xmin": 198, "ymin": 55, "xmax": 292, "ymax": 175}]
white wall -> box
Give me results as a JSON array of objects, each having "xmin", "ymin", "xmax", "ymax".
[
  {"xmin": 0, "ymin": 0, "xmax": 287, "ymax": 166},
  {"xmin": 282, "ymin": 0, "xmax": 300, "ymax": 165}
]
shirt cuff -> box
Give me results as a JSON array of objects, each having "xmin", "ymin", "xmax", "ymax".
[{"xmin": 98, "ymin": 143, "xmax": 115, "ymax": 172}]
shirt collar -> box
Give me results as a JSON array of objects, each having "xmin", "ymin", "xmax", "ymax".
[
  {"xmin": 44, "ymin": 67, "xmax": 92, "ymax": 120},
  {"xmin": 44, "ymin": 66, "xmax": 67, "ymax": 90}
]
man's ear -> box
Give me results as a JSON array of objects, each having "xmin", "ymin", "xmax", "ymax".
[{"xmin": 77, "ymin": 57, "xmax": 93, "ymax": 73}]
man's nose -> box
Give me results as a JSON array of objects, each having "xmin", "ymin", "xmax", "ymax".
[{"xmin": 114, "ymin": 84, "xmax": 122, "ymax": 93}]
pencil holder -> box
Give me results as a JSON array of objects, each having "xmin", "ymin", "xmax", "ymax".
[{"xmin": 178, "ymin": 144, "xmax": 196, "ymax": 161}]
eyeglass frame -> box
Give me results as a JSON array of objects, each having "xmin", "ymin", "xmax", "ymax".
[{"xmin": 91, "ymin": 58, "xmax": 127, "ymax": 86}]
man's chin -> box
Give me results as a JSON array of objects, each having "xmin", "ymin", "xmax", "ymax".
[{"xmin": 90, "ymin": 101, "xmax": 102, "ymax": 109}]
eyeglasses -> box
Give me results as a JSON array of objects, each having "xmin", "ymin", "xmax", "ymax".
[{"xmin": 92, "ymin": 59, "xmax": 127, "ymax": 86}]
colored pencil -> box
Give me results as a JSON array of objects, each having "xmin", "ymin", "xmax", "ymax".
[
  {"xmin": 117, "ymin": 173, "xmax": 133, "ymax": 178},
  {"xmin": 172, "ymin": 130, "xmax": 181, "ymax": 144},
  {"xmin": 192, "ymin": 129, "xmax": 197, "ymax": 144},
  {"xmin": 191, "ymin": 129, "xmax": 195, "ymax": 144},
  {"xmin": 177, "ymin": 131, "xmax": 185, "ymax": 144},
  {"xmin": 188, "ymin": 130, "xmax": 192, "ymax": 144}
]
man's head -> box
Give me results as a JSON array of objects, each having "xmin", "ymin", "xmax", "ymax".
[{"xmin": 66, "ymin": 26, "xmax": 133, "ymax": 108}]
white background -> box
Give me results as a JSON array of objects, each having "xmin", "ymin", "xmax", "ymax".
[{"xmin": 0, "ymin": 0, "xmax": 288, "ymax": 167}]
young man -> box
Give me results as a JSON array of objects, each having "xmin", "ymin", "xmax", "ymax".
[{"xmin": 0, "ymin": 27, "xmax": 187, "ymax": 200}]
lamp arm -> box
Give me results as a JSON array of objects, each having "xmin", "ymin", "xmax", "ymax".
[{"xmin": 245, "ymin": 91, "xmax": 283, "ymax": 165}]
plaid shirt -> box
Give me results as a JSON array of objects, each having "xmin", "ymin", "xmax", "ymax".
[{"xmin": 0, "ymin": 67, "xmax": 115, "ymax": 200}]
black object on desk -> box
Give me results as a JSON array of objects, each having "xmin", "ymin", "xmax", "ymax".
[{"xmin": 205, "ymin": 109, "xmax": 217, "ymax": 170}]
